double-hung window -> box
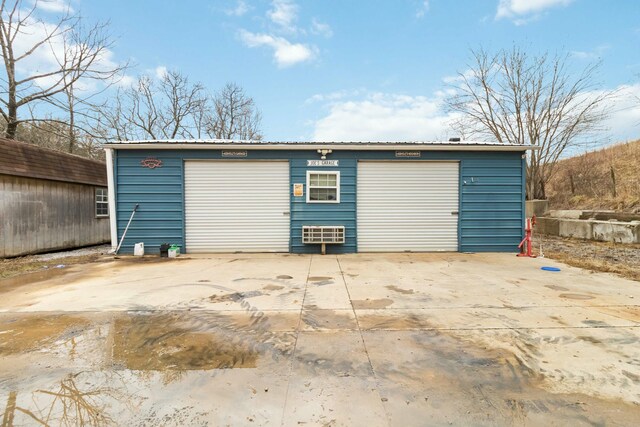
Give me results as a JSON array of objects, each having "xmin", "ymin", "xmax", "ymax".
[
  {"xmin": 95, "ymin": 187, "xmax": 109, "ymax": 217},
  {"xmin": 307, "ymin": 171, "xmax": 340, "ymax": 203}
]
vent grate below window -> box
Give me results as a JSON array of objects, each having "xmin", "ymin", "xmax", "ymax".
[{"xmin": 302, "ymin": 226, "xmax": 345, "ymax": 244}]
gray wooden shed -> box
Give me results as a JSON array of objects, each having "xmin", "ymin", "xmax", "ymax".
[{"xmin": 0, "ymin": 138, "xmax": 110, "ymax": 257}]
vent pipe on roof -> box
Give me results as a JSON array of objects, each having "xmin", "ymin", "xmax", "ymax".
[{"xmin": 449, "ymin": 137, "xmax": 461, "ymax": 142}]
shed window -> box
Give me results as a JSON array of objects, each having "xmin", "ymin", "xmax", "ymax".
[
  {"xmin": 307, "ymin": 171, "xmax": 340, "ymax": 203},
  {"xmin": 95, "ymin": 187, "xmax": 109, "ymax": 217}
]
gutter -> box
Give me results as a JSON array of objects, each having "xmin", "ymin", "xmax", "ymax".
[{"xmin": 103, "ymin": 143, "xmax": 537, "ymax": 152}]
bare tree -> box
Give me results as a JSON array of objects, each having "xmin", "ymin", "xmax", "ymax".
[
  {"xmin": 97, "ymin": 70, "xmax": 208, "ymax": 141},
  {"xmin": 0, "ymin": 0, "xmax": 125, "ymax": 141},
  {"xmin": 209, "ymin": 82, "xmax": 262, "ymax": 140},
  {"xmin": 446, "ymin": 47, "xmax": 614, "ymax": 200}
]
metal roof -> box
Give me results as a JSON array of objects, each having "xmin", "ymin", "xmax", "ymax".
[{"xmin": 104, "ymin": 139, "xmax": 536, "ymax": 151}]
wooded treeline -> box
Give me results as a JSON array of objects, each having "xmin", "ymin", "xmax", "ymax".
[{"xmin": 0, "ymin": 0, "xmax": 262, "ymax": 160}]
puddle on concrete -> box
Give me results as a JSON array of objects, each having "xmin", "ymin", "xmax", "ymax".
[
  {"xmin": 209, "ymin": 290, "xmax": 264, "ymax": 303},
  {"xmin": 113, "ymin": 314, "xmax": 258, "ymax": 370},
  {"xmin": 0, "ymin": 315, "xmax": 89, "ymax": 355},
  {"xmin": 545, "ymin": 284, "xmax": 570, "ymax": 291},
  {"xmin": 277, "ymin": 275, "xmax": 293, "ymax": 280},
  {"xmin": 263, "ymin": 284, "xmax": 285, "ymax": 291},
  {"xmin": 386, "ymin": 285, "xmax": 415, "ymax": 295},
  {"xmin": 351, "ymin": 298, "xmax": 394, "ymax": 309},
  {"xmin": 559, "ymin": 293, "xmax": 595, "ymax": 300}
]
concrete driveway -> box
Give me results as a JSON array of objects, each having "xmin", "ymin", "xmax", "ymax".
[{"xmin": 0, "ymin": 253, "xmax": 639, "ymax": 426}]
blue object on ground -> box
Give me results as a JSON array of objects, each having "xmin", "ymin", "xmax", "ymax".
[{"xmin": 541, "ymin": 266, "xmax": 561, "ymax": 272}]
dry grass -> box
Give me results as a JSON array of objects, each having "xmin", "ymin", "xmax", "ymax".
[
  {"xmin": 546, "ymin": 140, "xmax": 640, "ymax": 211},
  {"xmin": 0, "ymin": 254, "xmax": 102, "ymax": 280},
  {"xmin": 535, "ymin": 235, "xmax": 640, "ymax": 282},
  {"xmin": 544, "ymin": 251, "xmax": 640, "ymax": 282}
]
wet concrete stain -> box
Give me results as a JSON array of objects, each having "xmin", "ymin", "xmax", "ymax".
[
  {"xmin": 0, "ymin": 268, "xmax": 70, "ymax": 292},
  {"xmin": 351, "ymin": 298, "xmax": 394, "ymax": 309},
  {"xmin": 112, "ymin": 314, "xmax": 258, "ymax": 370},
  {"xmin": 307, "ymin": 276, "xmax": 335, "ymax": 286},
  {"xmin": 263, "ymin": 284, "xmax": 285, "ymax": 291},
  {"xmin": 302, "ymin": 310, "xmax": 357, "ymax": 330},
  {"xmin": 545, "ymin": 284, "xmax": 570, "ymax": 291},
  {"xmin": 209, "ymin": 290, "xmax": 264, "ymax": 303},
  {"xmin": 559, "ymin": 293, "xmax": 595, "ymax": 300},
  {"xmin": 0, "ymin": 315, "xmax": 89, "ymax": 355},
  {"xmin": 277, "ymin": 275, "xmax": 293, "ymax": 280},
  {"xmin": 358, "ymin": 313, "xmax": 435, "ymax": 330},
  {"xmin": 369, "ymin": 330, "xmax": 640, "ymax": 426},
  {"xmin": 385, "ymin": 285, "xmax": 415, "ymax": 295}
]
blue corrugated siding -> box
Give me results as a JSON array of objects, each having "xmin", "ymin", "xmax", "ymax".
[
  {"xmin": 459, "ymin": 154, "xmax": 525, "ymax": 252},
  {"xmin": 291, "ymin": 158, "xmax": 356, "ymax": 254},
  {"xmin": 114, "ymin": 149, "xmax": 525, "ymax": 254},
  {"xmin": 115, "ymin": 152, "xmax": 184, "ymax": 254}
]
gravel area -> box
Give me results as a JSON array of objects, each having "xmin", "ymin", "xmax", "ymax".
[
  {"xmin": 1, "ymin": 245, "xmax": 110, "ymax": 280},
  {"xmin": 32, "ymin": 244, "xmax": 111, "ymax": 261},
  {"xmin": 534, "ymin": 234, "xmax": 640, "ymax": 281}
]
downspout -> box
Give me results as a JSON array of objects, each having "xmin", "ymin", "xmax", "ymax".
[{"xmin": 105, "ymin": 148, "xmax": 118, "ymax": 251}]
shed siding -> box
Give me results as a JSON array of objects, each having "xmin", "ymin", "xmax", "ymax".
[
  {"xmin": 0, "ymin": 175, "xmax": 110, "ymax": 257},
  {"xmin": 114, "ymin": 149, "xmax": 524, "ymax": 254}
]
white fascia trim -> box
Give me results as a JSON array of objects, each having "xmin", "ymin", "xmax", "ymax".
[
  {"xmin": 104, "ymin": 143, "xmax": 537, "ymax": 151},
  {"xmin": 105, "ymin": 148, "xmax": 118, "ymax": 250}
]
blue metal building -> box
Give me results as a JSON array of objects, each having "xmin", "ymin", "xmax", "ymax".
[{"xmin": 104, "ymin": 140, "xmax": 532, "ymax": 254}]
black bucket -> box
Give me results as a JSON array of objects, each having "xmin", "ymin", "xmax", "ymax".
[{"xmin": 159, "ymin": 243, "xmax": 170, "ymax": 258}]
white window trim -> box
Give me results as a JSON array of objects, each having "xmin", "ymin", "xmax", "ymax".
[
  {"xmin": 306, "ymin": 170, "xmax": 340, "ymax": 204},
  {"xmin": 95, "ymin": 187, "xmax": 109, "ymax": 218}
]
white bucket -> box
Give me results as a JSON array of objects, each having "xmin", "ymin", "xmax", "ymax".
[
  {"xmin": 168, "ymin": 248, "xmax": 179, "ymax": 258},
  {"xmin": 134, "ymin": 242, "xmax": 144, "ymax": 256}
]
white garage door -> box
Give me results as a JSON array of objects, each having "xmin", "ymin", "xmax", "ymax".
[
  {"xmin": 185, "ymin": 161, "xmax": 290, "ymax": 253},
  {"xmin": 357, "ymin": 161, "xmax": 459, "ymax": 252}
]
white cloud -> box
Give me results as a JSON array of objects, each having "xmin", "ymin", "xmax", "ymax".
[
  {"xmin": 154, "ymin": 66, "xmax": 168, "ymax": 79},
  {"xmin": 225, "ymin": 0, "xmax": 249, "ymax": 16},
  {"xmin": 570, "ymin": 44, "xmax": 611, "ymax": 60},
  {"xmin": 312, "ymin": 93, "xmax": 459, "ymax": 141},
  {"xmin": 416, "ymin": 1, "xmax": 429, "ymax": 18},
  {"xmin": 268, "ymin": 0, "xmax": 298, "ymax": 31},
  {"xmin": 239, "ymin": 30, "xmax": 316, "ymax": 67},
  {"xmin": 35, "ymin": 0, "xmax": 73, "ymax": 13},
  {"xmin": 305, "ymin": 89, "xmax": 363, "ymax": 104},
  {"xmin": 599, "ymin": 83, "xmax": 640, "ymax": 143},
  {"xmin": 310, "ymin": 83, "xmax": 640, "ymax": 144},
  {"xmin": 496, "ymin": 0, "xmax": 573, "ymax": 22},
  {"xmin": 311, "ymin": 18, "xmax": 333, "ymax": 38}
]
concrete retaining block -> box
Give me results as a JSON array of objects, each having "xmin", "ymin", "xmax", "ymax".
[
  {"xmin": 536, "ymin": 217, "xmax": 560, "ymax": 236},
  {"xmin": 547, "ymin": 210, "xmax": 584, "ymax": 219},
  {"xmin": 592, "ymin": 221, "xmax": 640, "ymax": 244},
  {"xmin": 537, "ymin": 215, "xmax": 640, "ymax": 244},
  {"xmin": 558, "ymin": 219, "xmax": 593, "ymax": 240},
  {"xmin": 526, "ymin": 200, "xmax": 549, "ymax": 218}
]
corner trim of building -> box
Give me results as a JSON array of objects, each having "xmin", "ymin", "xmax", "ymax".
[{"xmin": 105, "ymin": 148, "xmax": 118, "ymax": 250}]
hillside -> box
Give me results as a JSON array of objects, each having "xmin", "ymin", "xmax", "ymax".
[{"xmin": 546, "ymin": 140, "xmax": 640, "ymax": 212}]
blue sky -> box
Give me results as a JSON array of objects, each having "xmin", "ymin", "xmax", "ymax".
[{"xmin": 59, "ymin": 1, "xmax": 640, "ymax": 143}]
